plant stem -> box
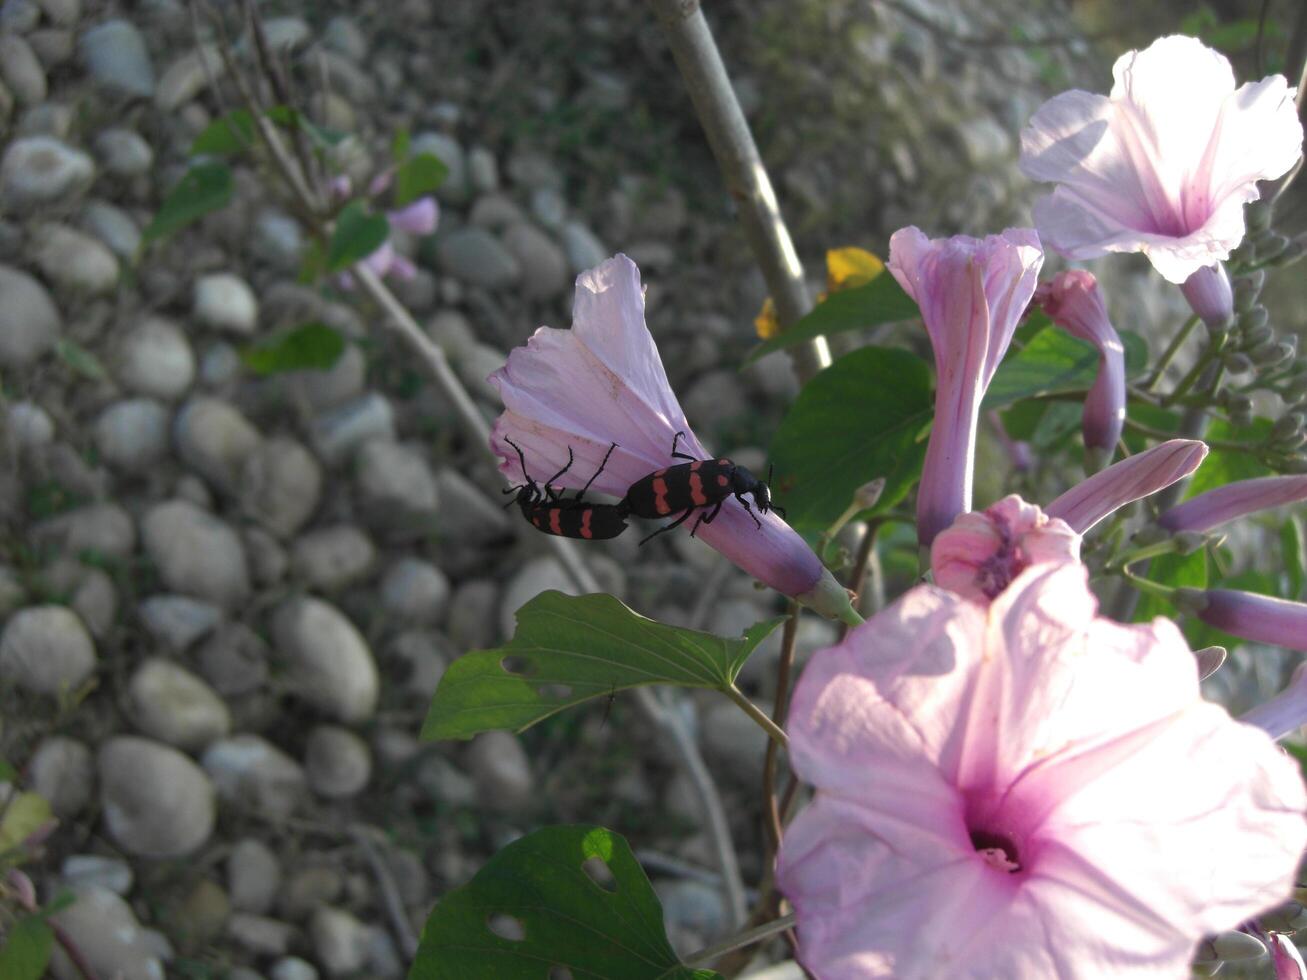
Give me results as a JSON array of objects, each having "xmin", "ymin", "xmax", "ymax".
[
  {"xmin": 1106, "ymin": 537, "xmax": 1181, "ymax": 572},
  {"xmin": 762, "ymin": 603, "xmax": 800, "ymax": 858},
  {"xmin": 1120, "ymin": 567, "xmax": 1178, "ymax": 603},
  {"xmin": 682, "ymin": 912, "xmax": 799, "ymax": 969},
  {"xmin": 1146, "ymin": 315, "xmax": 1199, "ymax": 392},
  {"xmin": 727, "ymin": 683, "xmax": 789, "ymax": 750},
  {"xmin": 647, "ymin": 0, "xmax": 830, "ymax": 385},
  {"xmin": 842, "ymin": 520, "xmax": 882, "ymax": 639},
  {"xmin": 1122, "ymin": 416, "xmax": 1245, "ymax": 453}
]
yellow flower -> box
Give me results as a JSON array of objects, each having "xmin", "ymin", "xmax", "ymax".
[{"xmin": 754, "ymin": 247, "xmax": 886, "ymax": 339}]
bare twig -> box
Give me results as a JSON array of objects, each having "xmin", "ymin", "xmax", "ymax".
[
  {"xmin": 682, "ymin": 911, "xmax": 798, "ymax": 969},
  {"xmin": 52, "ymin": 921, "xmax": 102, "ymax": 980},
  {"xmin": 646, "ymin": 0, "xmax": 830, "ymax": 385},
  {"xmin": 349, "ymin": 824, "xmax": 420, "ymax": 959}
]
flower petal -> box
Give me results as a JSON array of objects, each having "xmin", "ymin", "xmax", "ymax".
[{"xmin": 1044, "ymin": 439, "xmax": 1208, "ymax": 533}]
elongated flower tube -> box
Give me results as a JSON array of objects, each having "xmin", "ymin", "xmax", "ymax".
[
  {"xmin": 1242, "ymin": 664, "xmax": 1307, "ymax": 743},
  {"xmin": 777, "ymin": 563, "xmax": 1307, "ymax": 979},
  {"xmin": 1271, "ymin": 931, "xmax": 1307, "ymax": 980},
  {"xmin": 1019, "ymin": 35, "xmax": 1303, "ymax": 284},
  {"xmin": 1045, "ymin": 439, "xmax": 1208, "ymax": 533},
  {"xmin": 1157, "ymin": 475, "xmax": 1307, "ymax": 534},
  {"xmin": 1186, "ymin": 589, "xmax": 1307, "ymax": 654},
  {"xmin": 888, "ymin": 227, "xmax": 1043, "ymax": 547},
  {"xmin": 490, "ymin": 255, "xmax": 855, "ymax": 621},
  {"xmin": 1179, "ymin": 263, "xmax": 1234, "ymax": 330},
  {"xmin": 1035, "ymin": 270, "xmax": 1125, "ymax": 456}
]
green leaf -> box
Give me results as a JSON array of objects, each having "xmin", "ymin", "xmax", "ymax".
[
  {"xmin": 326, "ymin": 201, "xmax": 389, "ymax": 272},
  {"xmin": 1184, "ymin": 418, "xmax": 1273, "ymax": 499},
  {"xmin": 423, "ymin": 592, "xmax": 783, "ymax": 740},
  {"xmin": 143, "ymin": 162, "xmax": 233, "ymax": 243},
  {"xmin": 391, "ymin": 128, "xmax": 411, "ymax": 163},
  {"xmin": 1134, "ymin": 551, "xmax": 1207, "ymax": 624},
  {"xmin": 240, "ymin": 323, "xmax": 346, "ymax": 376},
  {"xmin": 770, "ymin": 346, "xmax": 932, "ymax": 530},
  {"xmin": 54, "ymin": 338, "xmax": 108, "ymax": 381},
  {"xmin": 411, "ymin": 825, "xmax": 722, "ymax": 980},
  {"xmin": 0, "ymin": 792, "xmax": 52, "ymax": 852},
  {"xmin": 0, "ymin": 916, "xmax": 53, "ymax": 980},
  {"xmin": 394, "ymin": 153, "xmax": 448, "ymax": 206},
  {"xmin": 0, "ymin": 759, "xmax": 15, "ymax": 782},
  {"xmin": 983, "ymin": 327, "xmax": 1147, "ymax": 409},
  {"xmin": 190, "ymin": 109, "xmax": 257, "ymax": 156},
  {"xmin": 1282, "ymin": 515, "xmax": 1305, "ymax": 600},
  {"xmin": 744, "ymin": 274, "xmax": 919, "ymax": 365}
]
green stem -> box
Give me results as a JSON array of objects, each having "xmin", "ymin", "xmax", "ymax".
[
  {"xmin": 1122, "ymin": 416, "xmax": 1249, "ymax": 453},
  {"xmin": 1120, "ymin": 568, "xmax": 1178, "ymax": 603},
  {"xmin": 682, "ymin": 912, "xmax": 799, "ymax": 968},
  {"xmin": 1106, "ymin": 537, "xmax": 1180, "ymax": 572},
  {"xmin": 1146, "ymin": 315, "xmax": 1200, "ymax": 393},
  {"xmin": 726, "ymin": 683, "xmax": 789, "ymax": 749},
  {"xmin": 1162, "ymin": 335, "xmax": 1226, "ymax": 408}
]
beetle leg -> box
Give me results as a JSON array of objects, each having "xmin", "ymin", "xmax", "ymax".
[
  {"xmin": 670, "ymin": 430, "xmax": 696, "ymax": 462},
  {"xmin": 736, "ymin": 493, "xmax": 762, "ymax": 529},
  {"xmin": 639, "ymin": 506, "xmax": 696, "ymax": 546},
  {"xmin": 576, "ymin": 442, "xmax": 618, "ymax": 502},
  {"xmin": 542, "ymin": 447, "xmax": 575, "ymax": 501},
  {"xmin": 690, "ymin": 499, "xmax": 724, "ymax": 538}
]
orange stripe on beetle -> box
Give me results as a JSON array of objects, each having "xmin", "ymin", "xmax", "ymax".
[
  {"xmin": 690, "ymin": 460, "xmax": 702, "ymax": 471},
  {"xmin": 717, "ymin": 474, "xmax": 729, "ymax": 487},
  {"xmin": 549, "ymin": 509, "xmax": 563, "ymax": 534},
  {"xmin": 689, "ymin": 472, "xmax": 708, "ymax": 506},
  {"xmin": 653, "ymin": 477, "xmax": 671, "ymax": 515},
  {"xmin": 580, "ymin": 509, "xmax": 593, "ymax": 539}
]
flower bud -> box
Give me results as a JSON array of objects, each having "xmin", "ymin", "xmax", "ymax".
[
  {"xmin": 1238, "ymin": 306, "xmax": 1270, "ymax": 333},
  {"xmin": 1194, "ymin": 645, "xmax": 1226, "ymax": 680},
  {"xmin": 1180, "ymin": 263, "xmax": 1234, "ymax": 330},
  {"xmin": 1232, "ymin": 270, "xmax": 1265, "ymax": 311},
  {"xmin": 1242, "ymin": 324, "xmax": 1274, "ymax": 348},
  {"xmin": 1270, "ymin": 931, "xmax": 1306, "ymax": 980},
  {"xmin": 1257, "ymin": 233, "xmax": 1291, "ymax": 261},
  {"xmin": 1223, "ymin": 351, "xmax": 1254, "ymax": 374},
  {"xmin": 1254, "ymin": 340, "xmax": 1294, "ymax": 367},
  {"xmin": 1194, "ymin": 930, "xmax": 1267, "ymax": 963},
  {"xmin": 855, "ymin": 477, "xmax": 887, "ymax": 510},
  {"xmin": 1198, "ymin": 590, "xmax": 1307, "ymax": 653},
  {"xmin": 1259, "ymin": 901, "xmax": 1307, "ymax": 932},
  {"xmin": 1247, "ymin": 199, "xmax": 1276, "ymax": 234},
  {"xmin": 1273, "ymin": 237, "xmax": 1307, "ymax": 267},
  {"xmin": 1285, "ymin": 375, "xmax": 1307, "ymax": 400},
  {"xmin": 1273, "ymin": 414, "xmax": 1306, "ymax": 442}
]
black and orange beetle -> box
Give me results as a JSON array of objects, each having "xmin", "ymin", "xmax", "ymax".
[
  {"xmin": 503, "ymin": 438, "xmax": 630, "ymax": 540},
  {"xmin": 621, "ymin": 431, "xmax": 785, "ymax": 545}
]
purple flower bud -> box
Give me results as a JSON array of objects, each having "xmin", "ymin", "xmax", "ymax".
[
  {"xmin": 888, "ymin": 226, "xmax": 1044, "ymax": 546},
  {"xmin": 1180, "ymin": 263, "xmax": 1235, "ymax": 328},
  {"xmin": 1198, "ymin": 590, "xmax": 1307, "ymax": 655},
  {"xmin": 1036, "ymin": 270, "xmax": 1125, "ymax": 453},
  {"xmin": 1044, "ymin": 439, "xmax": 1209, "ymax": 533},
  {"xmin": 1158, "ymin": 475, "xmax": 1307, "ymax": 534},
  {"xmin": 1271, "ymin": 932, "xmax": 1306, "ymax": 980},
  {"xmin": 388, "ymin": 197, "xmax": 439, "ymax": 236}
]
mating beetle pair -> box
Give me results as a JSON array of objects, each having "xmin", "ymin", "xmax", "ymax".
[{"xmin": 504, "ymin": 432, "xmax": 784, "ymax": 545}]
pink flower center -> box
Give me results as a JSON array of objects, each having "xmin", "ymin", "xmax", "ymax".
[
  {"xmin": 976, "ymin": 520, "xmax": 1028, "ymax": 599},
  {"xmin": 970, "ymin": 830, "xmax": 1022, "ymax": 873},
  {"xmin": 962, "ymin": 786, "xmax": 1043, "ymax": 878}
]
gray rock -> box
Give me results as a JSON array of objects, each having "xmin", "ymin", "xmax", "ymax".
[
  {"xmin": 126, "ymin": 657, "xmax": 230, "ymax": 750},
  {"xmin": 1, "ymin": 0, "xmax": 40, "ymax": 32},
  {"xmin": 199, "ymin": 341, "xmax": 241, "ymax": 388},
  {"xmin": 37, "ymin": 0, "xmax": 79, "ymax": 27},
  {"xmin": 32, "ymin": 222, "xmax": 119, "ymax": 295},
  {"xmin": 70, "ymin": 567, "xmax": 116, "ymax": 638},
  {"xmin": 365, "ymin": 926, "xmax": 404, "ymax": 978},
  {"xmin": 431, "ymin": 466, "xmax": 511, "ymax": 545},
  {"xmin": 26, "ymin": 30, "xmax": 73, "ymax": 69},
  {"xmin": 355, "ymin": 439, "xmax": 438, "ymax": 525},
  {"xmin": 93, "ymin": 398, "xmax": 169, "ymax": 472},
  {"xmin": 175, "ymin": 473, "xmax": 214, "ymax": 509},
  {"xmin": 499, "ymin": 556, "xmax": 579, "ymax": 638},
  {"xmin": 27, "ymin": 735, "xmax": 92, "ymax": 817},
  {"xmin": 309, "ymin": 47, "xmax": 374, "ymax": 102},
  {"xmin": 7, "ymin": 399, "xmax": 55, "ymax": 446},
  {"xmin": 202, "ymin": 734, "xmax": 307, "ymax": 819},
  {"xmin": 173, "ymin": 396, "xmax": 263, "ymax": 491},
  {"xmin": 79, "ymin": 19, "xmax": 155, "ymax": 98},
  {"xmin": 560, "ymin": 221, "xmax": 608, "ymax": 274},
  {"xmin": 94, "ymin": 127, "xmax": 153, "ymax": 178},
  {"xmin": 115, "ymin": 316, "xmax": 195, "ymax": 400},
  {"xmin": 241, "ymin": 437, "xmax": 322, "ymax": 537},
  {"xmin": 244, "ymin": 526, "xmax": 288, "ymax": 586},
  {"xmin": 194, "ymin": 273, "xmax": 258, "ymax": 335},
  {"xmin": 48, "ymin": 886, "xmax": 165, "ymax": 980},
  {"xmin": 701, "ymin": 697, "xmax": 770, "ymax": 777},
  {"xmin": 138, "ymin": 594, "xmax": 221, "ymax": 653},
  {"xmin": 425, "ymin": 309, "xmax": 476, "ymax": 359},
  {"xmin": 61, "ymin": 854, "xmax": 133, "ymax": 895},
  {"xmin": 529, "ymin": 186, "xmax": 567, "ymax": 229},
  {"xmin": 0, "ymin": 568, "xmax": 25, "ymax": 618},
  {"xmin": 271, "ymin": 958, "xmax": 319, "ymax": 980},
  {"xmin": 285, "ymin": 342, "xmax": 366, "ymax": 411},
  {"xmin": 273, "ymin": 597, "xmax": 379, "ymax": 722},
  {"xmin": 304, "ymin": 725, "xmax": 371, "ymax": 799},
  {"xmin": 228, "ymin": 913, "xmax": 295, "ymax": 956},
  {"xmin": 0, "ymin": 604, "xmax": 95, "ymax": 695},
  {"xmin": 503, "ymin": 223, "xmax": 568, "ymax": 299},
  {"xmin": 311, "ymin": 906, "xmax": 371, "ymax": 977},
  {"xmin": 389, "ymin": 630, "xmax": 448, "ymax": 700},
  {"xmin": 80, "ymin": 199, "xmax": 141, "ymax": 259},
  {"xmin": 311, "ymin": 392, "xmax": 395, "ymax": 464},
  {"xmin": 379, "ymin": 558, "xmax": 449, "ymax": 625},
  {"xmin": 447, "ymin": 578, "xmax": 500, "ymax": 650},
  {"xmin": 467, "ymin": 145, "xmax": 498, "ymax": 193},
  {"xmin": 290, "ymin": 524, "xmax": 376, "ymax": 591},
  {"xmin": 155, "ymin": 44, "xmax": 224, "ymax": 110},
  {"xmin": 0, "ymin": 34, "xmax": 47, "ymax": 104},
  {"xmin": 16, "ymin": 101, "xmax": 74, "ymax": 139},
  {"xmin": 32, "ymin": 501, "xmax": 135, "ymax": 559},
  {"xmin": 655, "ymin": 879, "xmax": 728, "ymax": 938},
  {"xmin": 323, "ymin": 16, "xmax": 367, "ymax": 61},
  {"xmin": 280, "ymin": 864, "xmax": 343, "ymax": 920},
  {"xmin": 195, "ymin": 622, "xmax": 269, "ymax": 696},
  {"xmin": 142, "ymin": 499, "xmax": 251, "ymax": 607},
  {"xmin": 0, "ymin": 264, "xmax": 59, "ymax": 366},
  {"xmin": 434, "ymin": 227, "xmax": 521, "ymax": 288},
  {"xmin": 467, "ymin": 730, "xmax": 533, "ymax": 812},
  {"xmin": 251, "ymin": 209, "xmax": 303, "ymax": 271},
  {"xmin": 98, "ymin": 735, "xmax": 216, "ymax": 858},
  {"xmin": 468, "ymin": 193, "xmax": 527, "ymax": 231},
  {"xmin": 417, "ymin": 754, "xmax": 476, "ymax": 807},
  {"xmin": 256, "ymin": 16, "xmax": 311, "ymax": 53},
  {"xmin": 411, "ymin": 131, "xmax": 467, "ymax": 203},
  {"xmin": 2, "ymin": 135, "xmax": 92, "ymax": 211},
  {"xmin": 228, "ymin": 837, "xmax": 282, "ymax": 914},
  {"xmin": 505, "ymin": 151, "xmax": 562, "ymax": 191}
]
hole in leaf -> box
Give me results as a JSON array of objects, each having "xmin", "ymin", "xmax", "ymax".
[
  {"xmin": 582, "ymin": 855, "xmax": 617, "ymax": 892},
  {"xmin": 549, "ymin": 967, "xmax": 575, "ymax": 980},
  {"xmin": 501, "ymin": 655, "xmax": 535, "ymax": 677},
  {"xmin": 537, "ymin": 683, "xmax": 573, "ymax": 700},
  {"xmin": 486, "ymin": 912, "xmax": 526, "ymax": 941}
]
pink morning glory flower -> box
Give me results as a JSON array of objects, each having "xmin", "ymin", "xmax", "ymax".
[
  {"xmin": 1158, "ymin": 474, "xmax": 1307, "ymax": 534},
  {"xmin": 331, "ymin": 174, "xmax": 438, "ymax": 287},
  {"xmin": 1019, "ymin": 35, "xmax": 1303, "ymax": 285},
  {"xmin": 887, "ymin": 226, "xmax": 1043, "ymax": 547},
  {"xmin": 777, "ymin": 563, "xmax": 1307, "ymax": 979},
  {"xmin": 1035, "ymin": 270, "xmax": 1125, "ymax": 456},
  {"xmin": 489, "ymin": 255, "xmax": 855, "ymax": 620}
]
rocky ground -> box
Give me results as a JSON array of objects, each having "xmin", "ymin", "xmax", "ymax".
[{"xmin": 0, "ymin": 1, "xmax": 1215, "ymax": 978}]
